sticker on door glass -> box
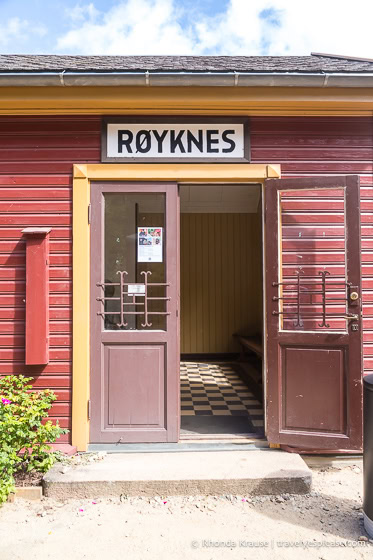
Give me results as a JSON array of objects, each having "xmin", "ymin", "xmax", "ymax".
[
  {"xmin": 128, "ymin": 284, "xmax": 146, "ymax": 296},
  {"xmin": 137, "ymin": 227, "xmax": 163, "ymax": 262}
]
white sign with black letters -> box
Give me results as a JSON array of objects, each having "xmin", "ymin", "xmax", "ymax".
[{"xmin": 102, "ymin": 118, "xmax": 250, "ymax": 163}]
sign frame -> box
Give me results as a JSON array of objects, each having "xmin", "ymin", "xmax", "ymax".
[{"xmin": 101, "ymin": 116, "xmax": 250, "ymax": 163}]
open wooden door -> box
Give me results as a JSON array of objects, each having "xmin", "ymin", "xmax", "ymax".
[
  {"xmin": 265, "ymin": 175, "xmax": 363, "ymax": 451},
  {"xmin": 90, "ymin": 182, "xmax": 179, "ymax": 444}
]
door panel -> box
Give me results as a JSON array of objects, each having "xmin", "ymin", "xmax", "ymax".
[
  {"xmin": 90, "ymin": 182, "xmax": 179, "ymax": 444},
  {"xmin": 105, "ymin": 344, "xmax": 164, "ymax": 428},
  {"xmin": 265, "ymin": 175, "xmax": 362, "ymax": 450},
  {"xmin": 281, "ymin": 346, "xmax": 346, "ymax": 432}
]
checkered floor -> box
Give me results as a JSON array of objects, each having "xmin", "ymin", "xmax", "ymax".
[{"xmin": 180, "ymin": 361, "xmax": 264, "ymax": 430}]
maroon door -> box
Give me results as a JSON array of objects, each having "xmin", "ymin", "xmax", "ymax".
[
  {"xmin": 265, "ymin": 175, "xmax": 363, "ymax": 451},
  {"xmin": 90, "ymin": 182, "xmax": 179, "ymax": 443}
]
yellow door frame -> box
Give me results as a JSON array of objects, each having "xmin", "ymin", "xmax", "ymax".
[{"xmin": 72, "ymin": 162, "xmax": 281, "ymax": 451}]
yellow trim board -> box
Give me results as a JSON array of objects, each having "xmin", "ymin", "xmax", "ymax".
[
  {"xmin": 1, "ymin": 86, "xmax": 373, "ymax": 115},
  {"xmin": 74, "ymin": 163, "xmax": 281, "ymax": 182},
  {"xmin": 72, "ymin": 173, "xmax": 90, "ymax": 451},
  {"xmin": 72, "ymin": 162, "xmax": 281, "ymax": 451}
]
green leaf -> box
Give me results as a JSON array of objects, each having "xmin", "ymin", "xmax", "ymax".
[{"xmin": 0, "ymin": 375, "xmax": 69, "ymax": 505}]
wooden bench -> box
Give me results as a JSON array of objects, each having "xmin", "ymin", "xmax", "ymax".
[
  {"xmin": 234, "ymin": 334, "xmax": 263, "ymax": 402},
  {"xmin": 234, "ymin": 334, "xmax": 263, "ymax": 359}
]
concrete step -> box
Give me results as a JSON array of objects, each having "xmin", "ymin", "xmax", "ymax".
[{"xmin": 43, "ymin": 450, "xmax": 312, "ymax": 499}]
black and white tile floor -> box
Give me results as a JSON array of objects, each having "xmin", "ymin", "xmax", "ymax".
[{"xmin": 180, "ymin": 361, "xmax": 264, "ymax": 431}]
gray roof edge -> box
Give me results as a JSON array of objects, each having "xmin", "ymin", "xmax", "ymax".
[{"xmin": 1, "ymin": 71, "xmax": 373, "ymax": 87}]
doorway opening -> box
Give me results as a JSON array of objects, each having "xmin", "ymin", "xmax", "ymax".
[{"xmin": 179, "ymin": 183, "xmax": 265, "ymax": 440}]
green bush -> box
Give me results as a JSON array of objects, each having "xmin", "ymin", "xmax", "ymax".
[{"xmin": 0, "ymin": 375, "xmax": 68, "ymax": 504}]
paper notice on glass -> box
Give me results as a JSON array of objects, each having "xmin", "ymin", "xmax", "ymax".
[
  {"xmin": 128, "ymin": 284, "xmax": 146, "ymax": 296},
  {"xmin": 137, "ymin": 227, "xmax": 163, "ymax": 262}
]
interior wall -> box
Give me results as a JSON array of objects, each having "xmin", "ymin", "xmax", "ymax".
[{"xmin": 180, "ymin": 212, "xmax": 262, "ymax": 354}]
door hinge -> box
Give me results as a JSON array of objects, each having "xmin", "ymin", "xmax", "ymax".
[
  {"xmin": 88, "ymin": 204, "xmax": 91, "ymax": 224},
  {"xmin": 87, "ymin": 399, "xmax": 91, "ymax": 420}
]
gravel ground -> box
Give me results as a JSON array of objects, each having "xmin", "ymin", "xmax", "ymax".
[{"xmin": 0, "ymin": 461, "xmax": 372, "ymax": 560}]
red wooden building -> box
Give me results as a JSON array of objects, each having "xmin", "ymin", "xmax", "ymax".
[{"xmin": 0, "ymin": 54, "xmax": 373, "ymax": 454}]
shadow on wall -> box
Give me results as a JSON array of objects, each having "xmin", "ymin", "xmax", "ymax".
[{"xmin": 4, "ymin": 238, "xmax": 67, "ymax": 431}]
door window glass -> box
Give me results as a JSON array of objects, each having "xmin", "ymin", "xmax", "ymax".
[
  {"xmin": 277, "ymin": 187, "xmax": 348, "ymax": 332},
  {"xmin": 102, "ymin": 193, "xmax": 167, "ymax": 331}
]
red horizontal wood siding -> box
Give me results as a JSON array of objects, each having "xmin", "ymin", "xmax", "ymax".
[
  {"xmin": 0, "ymin": 115, "xmax": 372, "ymax": 443},
  {"xmin": 0, "ymin": 116, "xmax": 101, "ymax": 442}
]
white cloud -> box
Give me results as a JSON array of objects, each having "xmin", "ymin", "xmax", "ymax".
[
  {"xmin": 194, "ymin": 0, "xmax": 373, "ymax": 57},
  {"xmin": 57, "ymin": 0, "xmax": 196, "ymax": 55},
  {"xmin": 0, "ymin": 17, "xmax": 47, "ymax": 47},
  {"xmin": 68, "ymin": 3, "xmax": 100, "ymax": 23},
  {"xmin": 56, "ymin": 0, "xmax": 373, "ymax": 57}
]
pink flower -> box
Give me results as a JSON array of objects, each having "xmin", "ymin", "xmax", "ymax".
[
  {"xmin": 1, "ymin": 398, "xmax": 11, "ymax": 405},
  {"xmin": 79, "ymin": 508, "xmax": 84, "ymax": 512},
  {"xmin": 163, "ymin": 501, "xmax": 167, "ymax": 504}
]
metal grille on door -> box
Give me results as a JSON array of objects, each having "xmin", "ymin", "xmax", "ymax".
[
  {"xmin": 272, "ymin": 267, "xmax": 359, "ymax": 330},
  {"xmin": 97, "ymin": 270, "xmax": 170, "ymax": 329}
]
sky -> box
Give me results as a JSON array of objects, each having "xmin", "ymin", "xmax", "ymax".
[{"xmin": 0, "ymin": 0, "xmax": 373, "ymax": 58}]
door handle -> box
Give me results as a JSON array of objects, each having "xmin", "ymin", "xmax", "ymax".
[{"xmin": 345, "ymin": 314, "xmax": 359, "ymax": 321}]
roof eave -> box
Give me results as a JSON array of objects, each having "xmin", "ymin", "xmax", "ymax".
[{"xmin": 0, "ymin": 71, "xmax": 373, "ymax": 87}]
